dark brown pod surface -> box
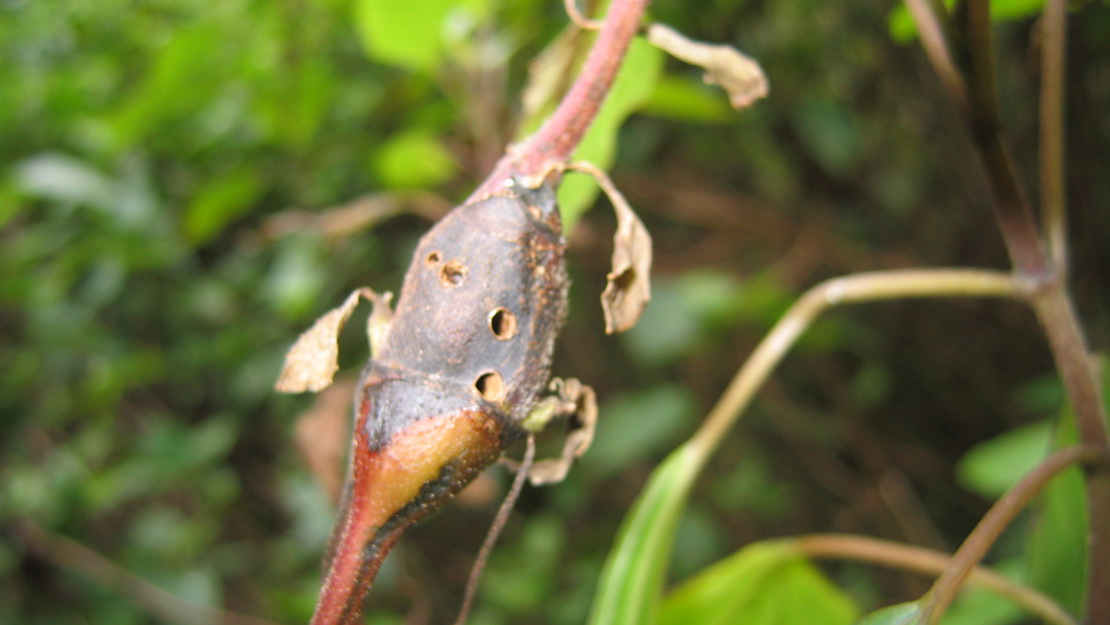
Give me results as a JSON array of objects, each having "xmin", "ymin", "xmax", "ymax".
[
  {"xmin": 311, "ymin": 179, "xmax": 569, "ymax": 625},
  {"xmin": 362, "ymin": 178, "xmax": 568, "ymax": 450}
]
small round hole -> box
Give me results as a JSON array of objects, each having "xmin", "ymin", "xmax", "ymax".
[
  {"xmin": 488, "ymin": 308, "xmax": 518, "ymax": 340},
  {"xmin": 440, "ymin": 261, "xmax": 466, "ymax": 287},
  {"xmin": 474, "ymin": 371, "xmax": 505, "ymax": 401},
  {"xmin": 425, "ymin": 251, "xmax": 441, "ymax": 266}
]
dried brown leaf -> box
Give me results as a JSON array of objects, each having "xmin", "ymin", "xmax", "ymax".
[
  {"xmin": 275, "ymin": 288, "xmax": 375, "ymax": 393},
  {"xmin": 526, "ymin": 379, "xmax": 597, "ymax": 485},
  {"xmin": 601, "ymin": 209, "xmax": 652, "ymax": 333},
  {"xmin": 569, "ymin": 162, "xmax": 653, "ymax": 333},
  {"xmin": 646, "ymin": 23, "xmax": 769, "ymax": 110}
]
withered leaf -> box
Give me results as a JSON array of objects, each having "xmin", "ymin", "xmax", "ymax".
[
  {"xmin": 601, "ymin": 202, "xmax": 652, "ymax": 333},
  {"xmin": 275, "ymin": 288, "xmax": 380, "ymax": 393},
  {"xmin": 569, "ymin": 162, "xmax": 652, "ymax": 333},
  {"xmin": 526, "ymin": 379, "xmax": 597, "ymax": 485},
  {"xmin": 646, "ymin": 23, "xmax": 769, "ymax": 110}
]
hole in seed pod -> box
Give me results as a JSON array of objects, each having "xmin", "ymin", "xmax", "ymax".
[
  {"xmin": 440, "ymin": 261, "xmax": 466, "ymax": 286},
  {"xmin": 474, "ymin": 371, "xmax": 505, "ymax": 401},
  {"xmin": 488, "ymin": 308, "xmax": 518, "ymax": 340},
  {"xmin": 425, "ymin": 251, "xmax": 441, "ymax": 266}
]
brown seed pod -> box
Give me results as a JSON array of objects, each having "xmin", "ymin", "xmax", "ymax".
[
  {"xmin": 376, "ymin": 178, "xmax": 568, "ymax": 430},
  {"xmin": 310, "ymin": 179, "xmax": 569, "ymax": 625}
]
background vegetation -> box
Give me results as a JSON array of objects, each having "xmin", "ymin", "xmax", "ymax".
[{"xmin": 2, "ymin": 0, "xmax": 1107, "ymax": 624}]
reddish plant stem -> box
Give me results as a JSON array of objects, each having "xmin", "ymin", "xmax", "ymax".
[
  {"xmin": 1030, "ymin": 282, "xmax": 1110, "ymax": 623},
  {"xmin": 1040, "ymin": 0, "xmax": 1068, "ymax": 274},
  {"xmin": 16, "ymin": 520, "xmax": 281, "ymax": 625},
  {"xmin": 964, "ymin": 6, "xmax": 1110, "ymax": 623},
  {"xmin": 908, "ymin": 1, "xmax": 1110, "ymax": 621},
  {"xmin": 795, "ymin": 534, "xmax": 1077, "ymax": 625},
  {"xmin": 963, "ymin": 2, "xmax": 1047, "ymax": 279},
  {"xmin": 470, "ymin": 0, "xmax": 649, "ymax": 199},
  {"xmin": 919, "ymin": 444, "xmax": 1105, "ymax": 624}
]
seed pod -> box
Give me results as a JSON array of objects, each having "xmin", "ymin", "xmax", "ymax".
[{"xmin": 310, "ymin": 179, "xmax": 568, "ymax": 625}]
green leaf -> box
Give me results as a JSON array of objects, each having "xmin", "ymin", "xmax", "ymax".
[
  {"xmin": 1026, "ymin": 413, "xmax": 1088, "ymax": 615},
  {"xmin": 265, "ymin": 234, "xmax": 327, "ymax": 320},
  {"xmin": 255, "ymin": 58, "xmax": 336, "ymax": 148},
  {"xmin": 559, "ymin": 37, "xmax": 664, "ymax": 229},
  {"xmin": 112, "ymin": 22, "xmax": 234, "ymax": 145},
  {"xmin": 853, "ymin": 602, "xmax": 923, "ymax": 625},
  {"xmin": 353, "ymin": 0, "xmax": 456, "ymax": 72},
  {"xmin": 0, "ymin": 184, "xmax": 19, "ymax": 229},
  {"xmin": 182, "ymin": 167, "xmax": 262, "ymax": 245},
  {"xmin": 955, "ymin": 420, "xmax": 1054, "ymax": 498},
  {"xmin": 372, "ymin": 130, "xmax": 456, "ymax": 190},
  {"xmin": 795, "ymin": 96, "xmax": 861, "ymax": 179},
  {"xmin": 587, "ymin": 443, "xmax": 702, "ymax": 625},
  {"xmin": 659, "ymin": 541, "xmax": 859, "ymax": 625}
]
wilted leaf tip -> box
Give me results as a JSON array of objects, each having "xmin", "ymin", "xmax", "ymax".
[
  {"xmin": 566, "ymin": 162, "xmax": 653, "ymax": 334},
  {"xmin": 275, "ymin": 289, "xmax": 373, "ymax": 393},
  {"xmin": 646, "ymin": 23, "xmax": 769, "ymax": 111},
  {"xmin": 602, "ymin": 224, "xmax": 652, "ymax": 334}
]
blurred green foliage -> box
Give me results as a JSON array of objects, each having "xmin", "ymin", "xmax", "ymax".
[
  {"xmin": 658, "ymin": 542, "xmax": 858, "ymax": 625},
  {"xmin": 2, "ymin": 0, "xmax": 1108, "ymax": 624}
]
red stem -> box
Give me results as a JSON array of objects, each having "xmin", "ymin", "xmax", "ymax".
[
  {"xmin": 909, "ymin": 2, "xmax": 1110, "ymax": 620},
  {"xmin": 470, "ymin": 0, "xmax": 649, "ymax": 199}
]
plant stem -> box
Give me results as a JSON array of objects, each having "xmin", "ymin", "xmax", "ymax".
[
  {"xmin": 687, "ymin": 269, "xmax": 1020, "ymax": 467},
  {"xmin": 1029, "ymin": 283, "xmax": 1110, "ymax": 623},
  {"xmin": 15, "ymin": 520, "xmax": 281, "ymax": 625},
  {"xmin": 1040, "ymin": 0, "xmax": 1068, "ymax": 274},
  {"xmin": 794, "ymin": 534, "xmax": 1078, "ymax": 625},
  {"xmin": 453, "ymin": 436, "xmax": 536, "ymax": 625},
  {"xmin": 908, "ymin": 3, "xmax": 1110, "ymax": 619},
  {"xmin": 470, "ymin": 0, "xmax": 649, "ymax": 199},
  {"xmin": 964, "ymin": 1, "xmax": 1047, "ymax": 279},
  {"xmin": 902, "ymin": 0, "xmax": 967, "ymax": 111},
  {"xmin": 919, "ymin": 444, "xmax": 1105, "ymax": 625},
  {"xmin": 964, "ymin": 5, "xmax": 1110, "ymax": 621}
]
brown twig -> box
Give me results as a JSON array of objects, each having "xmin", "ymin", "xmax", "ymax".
[
  {"xmin": 470, "ymin": 0, "xmax": 649, "ymax": 199},
  {"xmin": 795, "ymin": 534, "xmax": 1078, "ymax": 625},
  {"xmin": 919, "ymin": 444, "xmax": 1105, "ymax": 625},
  {"xmin": 15, "ymin": 520, "xmax": 282, "ymax": 625}
]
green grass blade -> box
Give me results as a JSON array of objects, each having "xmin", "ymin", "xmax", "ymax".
[{"xmin": 586, "ymin": 443, "xmax": 702, "ymax": 625}]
